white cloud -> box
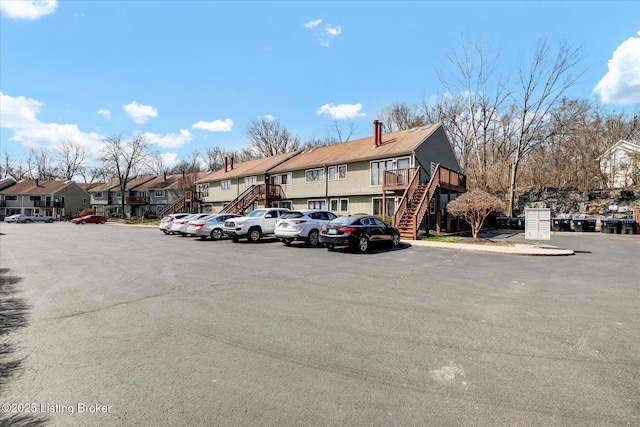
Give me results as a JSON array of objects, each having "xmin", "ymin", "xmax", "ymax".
[
  {"xmin": 594, "ymin": 31, "xmax": 640, "ymax": 104},
  {"xmin": 192, "ymin": 118, "xmax": 233, "ymax": 132},
  {"xmin": 304, "ymin": 19, "xmax": 322, "ymax": 29},
  {"xmin": 161, "ymin": 152, "xmax": 179, "ymax": 169},
  {"xmin": 325, "ymin": 25, "xmax": 342, "ymax": 36},
  {"xmin": 141, "ymin": 129, "xmax": 193, "ymax": 149},
  {"xmin": 305, "ymin": 18, "xmax": 342, "ymax": 47},
  {"xmin": 260, "ymin": 114, "xmax": 275, "ymax": 122},
  {"xmin": 0, "ymin": 0, "xmax": 58, "ymax": 20},
  {"xmin": 123, "ymin": 101, "xmax": 158, "ymax": 124},
  {"xmin": 1, "ymin": 92, "xmax": 102, "ymax": 154},
  {"xmin": 316, "ymin": 103, "xmax": 366, "ymax": 120},
  {"xmin": 97, "ymin": 108, "xmax": 111, "ymax": 121},
  {"xmin": 0, "ymin": 92, "xmax": 43, "ymax": 128}
]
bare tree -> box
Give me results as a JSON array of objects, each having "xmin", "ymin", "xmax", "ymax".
[
  {"xmin": 100, "ymin": 135, "xmax": 149, "ymax": 218},
  {"xmin": 204, "ymin": 146, "xmax": 226, "ymax": 171},
  {"xmin": 26, "ymin": 148, "xmax": 59, "ymax": 180},
  {"xmin": 328, "ymin": 118, "xmax": 357, "ymax": 143},
  {"xmin": 56, "ymin": 140, "xmax": 87, "ymax": 181},
  {"xmin": 505, "ymin": 40, "xmax": 583, "ymax": 215},
  {"xmin": 245, "ymin": 118, "xmax": 300, "ymax": 157},
  {"xmin": 447, "ymin": 189, "xmax": 504, "ymax": 239},
  {"xmin": 1, "ymin": 151, "xmax": 29, "ymax": 180},
  {"xmin": 375, "ymin": 102, "xmax": 427, "ymax": 133},
  {"xmin": 144, "ymin": 152, "xmax": 168, "ymax": 176}
]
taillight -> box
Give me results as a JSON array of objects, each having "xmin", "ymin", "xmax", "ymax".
[
  {"xmin": 321, "ymin": 225, "xmax": 327, "ymax": 232},
  {"xmin": 194, "ymin": 222, "xmax": 205, "ymax": 227},
  {"xmin": 292, "ymin": 220, "xmax": 306, "ymax": 225},
  {"xmin": 339, "ymin": 227, "xmax": 357, "ymax": 233},
  {"xmin": 169, "ymin": 217, "xmax": 174, "ymax": 222}
]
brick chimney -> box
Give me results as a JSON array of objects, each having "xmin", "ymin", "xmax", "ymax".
[
  {"xmin": 163, "ymin": 172, "xmax": 167, "ymax": 181},
  {"xmin": 224, "ymin": 157, "xmax": 228, "ymax": 173},
  {"xmin": 36, "ymin": 178, "xmax": 40, "ymax": 187},
  {"xmin": 230, "ymin": 157, "xmax": 234, "ymax": 170},
  {"xmin": 373, "ymin": 120, "xmax": 383, "ymax": 148}
]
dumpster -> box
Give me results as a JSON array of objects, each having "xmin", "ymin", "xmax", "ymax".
[
  {"xmin": 552, "ymin": 218, "xmax": 572, "ymax": 232},
  {"xmin": 572, "ymin": 218, "xmax": 596, "ymax": 232},
  {"xmin": 601, "ymin": 218, "xmax": 621, "ymax": 234},
  {"xmin": 496, "ymin": 216, "xmax": 509, "ymax": 229},
  {"xmin": 621, "ymin": 219, "xmax": 637, "ymax": 234}
]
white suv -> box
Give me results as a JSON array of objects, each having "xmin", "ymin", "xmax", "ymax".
[
  {"xmin": 275, "ymin": 210, "xmax": 338, "ymax": 246},
  {"xmin": 223, "ymin": 208, "xmax": 289, "ymax": 243}
]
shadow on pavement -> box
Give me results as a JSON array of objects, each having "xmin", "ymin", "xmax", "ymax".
[{"xmin": 0, "ymin": 268, "xmax": 48, "ymax": 427}]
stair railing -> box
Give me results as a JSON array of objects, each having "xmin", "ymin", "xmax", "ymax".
[
  {"xmin": 220, "ymin": 184, "xmax": 264, "ymax": 214},
  {"xmin": 158, "ymin": 196, "xmax": 185, "ymax": 217},
  {"xmin": 392, "ymin": 168, "xmax": 420, "ymax": 227}
]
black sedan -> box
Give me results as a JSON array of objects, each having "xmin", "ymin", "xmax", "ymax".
[{"xmin": 319, "ymin": 215, "xmax": 401, "ymax": 252}]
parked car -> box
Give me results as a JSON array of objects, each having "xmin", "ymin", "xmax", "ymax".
[
  {"xmin": 3, "ymin": 214, "xmax": 54, "ymax": 223},
  {"xmin": 223, "ymin": 208, "xmax": 289, "ymax": 242},
  {"xmin": 319, "ymin": 215, "xmax": 401, "ymax": 252},
  {"xmin": 275, "ymin": 210, "xmax": 338, "ymax": 246},
  {"xmin": 159, "ymin": 213, "xmax": 190, "ymax": 234},
  {"xmin": 188, "ymin": 214, "xmax": 242, "ymax": 240},
  {"xmin": 72, "ymin": 215, "xmax": 108, "ymax": 224},
  {"xmin": 4, "ymin": 214, "xmax": 26, "ymax": 223},
  {"xmin": 170, "ymin": 213, "xmax": 210, "ymax": 236}
]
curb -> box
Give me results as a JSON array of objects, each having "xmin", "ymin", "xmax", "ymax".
[{"xmin": 403, "ymin": 240, "xmax": 574, "ymax": 256}]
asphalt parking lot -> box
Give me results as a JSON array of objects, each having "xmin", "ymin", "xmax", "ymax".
[{"xmin": 0, "ymin": 222, "xmax": 638, "ymax": 426}]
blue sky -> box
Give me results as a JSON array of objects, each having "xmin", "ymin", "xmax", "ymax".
[{"xmin": 1, "ymin": 0, "xmax": 639, "ymax": 170}]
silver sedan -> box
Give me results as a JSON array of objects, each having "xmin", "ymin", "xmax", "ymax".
[{"xmin": 191, "ymin": 213, "xmax": 242, "ymax": 240}]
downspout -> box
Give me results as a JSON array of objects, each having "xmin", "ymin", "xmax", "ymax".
[{"xmin": 324, "ymin": 164, "xmax": 328, "ymax": 210}]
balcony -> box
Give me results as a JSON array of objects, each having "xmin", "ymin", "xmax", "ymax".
[
  {"xmin": 383, "ymin": 167, "xmax": 419, "ymax": 192},
  {"xmin": 125, "ymin": 196, "xmax": 150, "ymax": 205},
  {"xmin": 34, "ymin": 200, "xmax": 63, "ymax": 208}
]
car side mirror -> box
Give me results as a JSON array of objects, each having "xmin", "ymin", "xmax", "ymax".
[{"xmin": 265, "ymin": 214, "xmax": 273, "ymax": 218}]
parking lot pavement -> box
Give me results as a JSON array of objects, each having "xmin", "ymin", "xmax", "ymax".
[{"xmin": 0, "ymin": 222, "xmax": 638, "ymax": 426}]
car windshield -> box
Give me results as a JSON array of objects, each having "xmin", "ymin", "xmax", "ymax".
[
  {"xmin": 246, "ymin": 210, "xmax": 266, "ymax": 217},
  {"xmin": 281, "ymin": 212, "xmax": 303, "ymax": 219}
]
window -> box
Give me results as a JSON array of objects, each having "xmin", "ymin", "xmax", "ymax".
[
  {"xmin": 330, "ymin": 199, "xmax": 338, "ymax": 212},
  {"xmin": 244, "ymin": 176, "xmax": 257, "ymax": 187},
  {"xmin": 338, "ymin": 165, "xmax": 347, "ymax": 180},
  {"xmin": 5, "ymin": 195, "xmax": 17, "ymax": 201},
  {"xmin": 305, "ymin": 168, "xmax": 324, "ymax": 183},
  {"xmin": 373, "ymin": 197, "xmax": 396, "ymax": 218},
  {"xmin": 370, "ymin": 159, "xmax": 394, "ymax": 186},
  {"xmin": 340, "ymin": 198, "xmax": 349, "ymax": 213},
  {"xmin": 328, "ymin": 166, "xmax": 336, "ymax": 181},
  {"xmin": 271, "ymin": 173, "xmax": 292, "ymax": 185},
  {"xmin": 307, "ymin": 200, "xmax": 326, "ymax": 210},
  {"xmin": 278, "ymin": 201, "xmax": 292, "ymax": 210},
  {"xmin": 328, "ymin": 165, "xmax": 347, "ymax": 181},
  {"xmin": 310, "ymin": 211, "xmax": 337, "ymax": 221},
  {"xmin": 155, "ymin": 190, "xmax": 165, "ymax": 197},
  {"xmin": 83, "ymin": 198, "xmax": 87, "ymax": 204},
  {"xmin": 221, "ymin": 180, "xmax": 231, "ymax": 190},
  {"xmin": 29, "ymin": 195, "xmax": 41, "ymax": 201},
  {"xmin": 95, "ymin": 192, "xmax": 103, "ymax": 198}
]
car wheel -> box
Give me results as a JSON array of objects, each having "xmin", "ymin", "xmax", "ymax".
[
  {"xmin": 324, "ymin": 243, "xmax": 335, "ymax": 250},
  {"xmin": 162, "ymin": 230, "xmax": 169, "ymax": 234},
  {"xmin": 307, "ymin": 230, "xmax": 320, "ymax": 246},
  {"xmin": 248, "ymin": 228, "xmax": 262, "ymax": 243},
  {"xmin": 210, "ymin": 228, "xmax": 223, "ymax": 240},
  {"xmin": 82, "ymin": 220, "xmax": 87, "ymax": 224},
  {"xmin": 282, "ymin": 238, "xmax": 293, "ymax": 246},
  {"xmin": 25, "ymin": 219, "xmax": 33, "ymax": 223},
  {"xmin": 391, "ymin": 232, "xmax": 400, "ymax": 246},
  {"xmin": 100, "ymin": 220, "xmax": 105, "ymax": 224},
  {"xmin": 231, "ymin": 238, "xmax": 239, "ymax": 243},
  {"xmin": 357, "ymin": 236, "xmax": 369, "ymax": 253}
]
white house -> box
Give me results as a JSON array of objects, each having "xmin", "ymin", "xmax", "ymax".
[{"xmin": 600, "ymin": 140, "xmax": 640, "ymax": 188}]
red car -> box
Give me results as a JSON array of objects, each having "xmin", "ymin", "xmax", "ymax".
[{"xmin": 72, "ymin": 215, "xmax": 107, "ymax": 224}]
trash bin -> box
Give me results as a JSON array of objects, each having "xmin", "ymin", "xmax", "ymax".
[
  {"xmin": 573, "ymin": 218, "xmax": 596, "ymax": 232},
  {"xmin": 496, "ymin": 216, "xmax": 508, "ymax": 229},
  {"xmin": 621, "ymin": 219, "xmax": 637, "ymax": 234},
  {"xmin": 601, "ymin": 218, "xmax": 621, "ymax": 234},
  {"xmin": 552, "ymin": 218, "xmax": 571, "ymax": 231},
  {"xmin": 508, "ymin": 217, "xmax": 520, "ymax": 229}
]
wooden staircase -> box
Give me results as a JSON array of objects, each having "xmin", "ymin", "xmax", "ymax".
[
  {"xmin": 219, "ymin": 184, "xmax": 282, "ymax": 214},
  {"xmin": 393, "ymin": 164, "xmax": 466, "ymax": 240},
  {"xmin": 158, "ymin": 196, "xmax": 185, "ymax": 217}
]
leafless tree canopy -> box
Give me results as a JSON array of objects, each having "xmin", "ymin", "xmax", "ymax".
[
  {"xmin": 245, "ymin": 118, "xmax": 301, "ymax": 158},
  {"xmin": 56, "ymin": 140, "xmax": 87, "ymax": 181},
  {"xmin": 447, "ymin": 189, "xmax": 504, "ymax": 238},
  {"xmin": 375, "ymin": 102, "xmax": 427, "ymax": 133},
  {"xmin": 100, "ymin": 134, "xmax": 149, "ymax": 218}
]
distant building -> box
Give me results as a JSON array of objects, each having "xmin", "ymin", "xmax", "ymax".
[
  {"xmin": 600, "ymin": 140, "xmax": 640, "ymax": 188},
  {"xmin": 0, "ymin": 179, "xmax": 90, "ymax": 219}
]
